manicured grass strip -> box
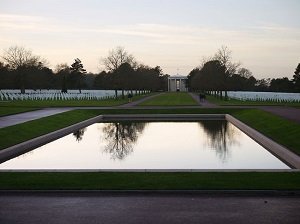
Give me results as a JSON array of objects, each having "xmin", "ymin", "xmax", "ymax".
[
  {"xmin": 232, "ymin": 109, "xmax": 300, "ymax": 155},
  {"xmin": 0, "ymin": 110, "xmax": 101, "ymax": 150},
  {"xmin": 140, "ymin": 92, "xmax": 198, "ymax": 106},
  {"xmin": 0, "ymin": 108, "xmax": 243, "ymax": 150},
  {"xmin": 207, "ymin": 95, "xmax": 300, "ymax": 106},
  {"xmin": 0, "ymin": 99, "xmax": 125, "ymax": 107},
  {"xmin": 0, "ymin": 107, "xmax": 38, "ymax": 117},
  {"xmin": 0, "ymin": 172, "xmax": 299, "ymax": 190}
]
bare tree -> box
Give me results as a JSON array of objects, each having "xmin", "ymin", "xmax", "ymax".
[
  {"xmin": 198, "ymin": 56, "xmax": 213, "ymax": 70},
  {"xmin": 214, "ymin": 46, "xmax": 240, "ymax": 75},
  {"xmin": 54, "ymin": 63, "xmax": 69, "ymax": 73},
  {"xmin": 54, "ymin": 63, "xmax": 70, "ymax": 93},
  {"xmin": 213, "ymin": 46, "xmax": 241, "ymax": 99},
  {"xmin": 1, "ymin": 46, "xmax": 45, "ymax": 93},
  {"xmin": 101, "ymin": 46, "xmax": 137, "ymax": 72},
  {"xmin": 237, "ymin": 67, "xmax": 252, "ymax": 79},
  {"xmin": 2, "ymin": 46, "xmax": 41, "ymax": 69}
]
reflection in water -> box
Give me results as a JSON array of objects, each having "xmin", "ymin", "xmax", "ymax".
[
  {"xmin": 73, "ymin": 128, "xmax": 86, "ymax": 142},
  {"xmin": 199, "ymin": 120, "xmax": 240, "ymax": 162},
  {"xmin": 101, "ymin": 122, "xmax": 146, "ymax": 160},
  {"xmin": 0, "ymin": 121, "xmax": 290, "ymax": 170},
  {"xmin": 74, "ymin": 121, "xmax": 240, "ymax": 162}
]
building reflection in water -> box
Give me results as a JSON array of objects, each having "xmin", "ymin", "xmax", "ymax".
[
  {"xmin": 101, "ymin": 122, "xmax": 146, "ymax": 160},
  {"xmin": 199, "ymin": 120, "xmax": 240, "ymax": 162}
]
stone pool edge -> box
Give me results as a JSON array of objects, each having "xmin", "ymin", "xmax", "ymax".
[
  {"xmin": 226, "ymin": 114, "xmax": 300, "ymax": 169},
  {"xmin": 0, "ymin": 115, "xmax": 104, "ymax": 164},
  {"xmin": 0, "ymin": 114, "xmax": 300, "ymax": 171}
]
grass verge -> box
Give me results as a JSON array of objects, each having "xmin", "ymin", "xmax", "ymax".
[
  {"xmin": 139, "ymin": 92, "xmax": 198, "ymax": 106},
  {"xmin": 0, "ymin": 107, "xmax": 38, "ymax": 117},
  {"xmin": 0, "ymin": 110, "xmax": 101, "ymax": 150},
  {"xmin": 232, "ymin": 109, "xmax": 300, "ymax": 156},
  {"xmin": 0, "ymin": 172, "xmax": 299, "ymax": 190}
]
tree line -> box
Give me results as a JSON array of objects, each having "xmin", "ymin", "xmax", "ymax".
[
  {"xmin": 94, "ymin": 47, "xmax": 168, "ymax": 98},
  {"xmin": 188, "ymin": 46, "xmax": 300, "ymax": 97},
  {"xmin": 0, "ymin": 46, "xmax": 168, "ymax": 96},
  {"xmin": 1, "ymin": 45, "xmax": 299, "ymax": 95}
]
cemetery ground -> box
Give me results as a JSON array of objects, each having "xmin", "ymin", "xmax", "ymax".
[
  {"xmin": 0, "ymin": 91, "xmax": 300, "ymax": 190},
  {"xmin": 0, "ymin": 93, "xmax": 151, "ymax": 109},
  {"xmin": 206, "ymin": 95, "xmax": 300, "ymax": 107}
]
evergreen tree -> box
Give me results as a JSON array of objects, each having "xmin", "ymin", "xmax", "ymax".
[
  {"xmin": 69, "ymin": 58, "xmax": 86, "ymax": 93},
  {"xmin": 293, "ymin": 63, "xmax": 300, "ymax": 92}
]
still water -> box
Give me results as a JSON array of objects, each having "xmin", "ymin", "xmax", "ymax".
[{"xmin": 0, "ymin": 121, "xmax": 290, "ymax": 169}]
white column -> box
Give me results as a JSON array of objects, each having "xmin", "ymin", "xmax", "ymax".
[
  {"xmin": 167, "ymin": 78, "xmax": 169, "ymax": 91},
  {"xmin": 179, "ymin": 79, "xmax": 182, "ymax": 91}
]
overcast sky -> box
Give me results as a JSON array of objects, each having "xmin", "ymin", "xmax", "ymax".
[{"xmin": 0, "ymin": 0, "xmax": 299, "ymax": 78}]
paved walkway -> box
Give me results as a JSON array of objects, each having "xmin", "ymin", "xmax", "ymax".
[
  {"xmin": 0, "ymin": 192, "xmax": 299, "ymax": 224},
  {"xmin": 0, "ymin": 108, "xmax": 73, "ymax": 128},
  {"xmin": 118, "ymin": 93, "xmax": 163, "ymax": 107},
  {"xmin": 260, "ymin": 106, "xmax": 300, "ymax": 124},
  {"xmin": 189, "ymin": 92, "xmax": 218, "ymax": 107}
]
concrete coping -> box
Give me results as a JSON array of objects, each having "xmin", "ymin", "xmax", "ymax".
[
  {"xmin": 0, "ymin": 169, "xmax": 298, "ymax": 173},
  {"xmin": 101, "ymin": 114, "xmax": 226, "ymax": 121},
  {"xmin": 226, "ymin": 114, "xmax": 300, "ymax": 169},
  {"xmin": 0, "ymin": 115, "xmax": 104, "ymax": 164},
  {"xmin": 0, "ymin": 114, "xmax": 300, "ymax": 170}
]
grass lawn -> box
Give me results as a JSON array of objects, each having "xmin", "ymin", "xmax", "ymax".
[
  {"xmin": 139, "ymin": 92, "xmax": 198, "ymax": 106},
  {"xmin": 0, "ymin": 172, "xmax": 299, "ymax": 190},
  {"xmin": 0, "ymin": 107, "xmax": 38, "ymax": 117},
  {"xmin": 207, "ymin": 95, "xmax": 300, "ymax": 106}
]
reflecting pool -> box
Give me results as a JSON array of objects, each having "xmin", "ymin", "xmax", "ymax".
[{"xmin": 0, "ymin": 121, "xmax": 290, "ymax": 169}]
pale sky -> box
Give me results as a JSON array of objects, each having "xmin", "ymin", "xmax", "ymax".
[{"xmin": 0, "ymin": 0, "xmax": 299, "ymax": 78}]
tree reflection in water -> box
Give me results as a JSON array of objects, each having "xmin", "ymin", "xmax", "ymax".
[
  {"xmin": 73, "ymin": 128, "xmax": 86, "ymax": 142},
  {"xmin": 199, "ymin": 120, "xmax": 240, "ymax": 162},
  {"xmin": 101, "ymin": 122, "xmax": 146, "ymax": 160}
]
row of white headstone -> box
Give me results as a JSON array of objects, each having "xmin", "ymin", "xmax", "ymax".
[
  {"xmin": 0, "ymin": 89, "xmax": 124, "ymax": 101},
  {"xmin": 226, "ymin": 91, "xmax": 300, "ymax": 102}
]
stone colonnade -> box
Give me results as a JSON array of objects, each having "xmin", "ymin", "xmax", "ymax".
[{"xmin": 168, "ymin": 76, "xmax": 188, "ymax": 92}]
